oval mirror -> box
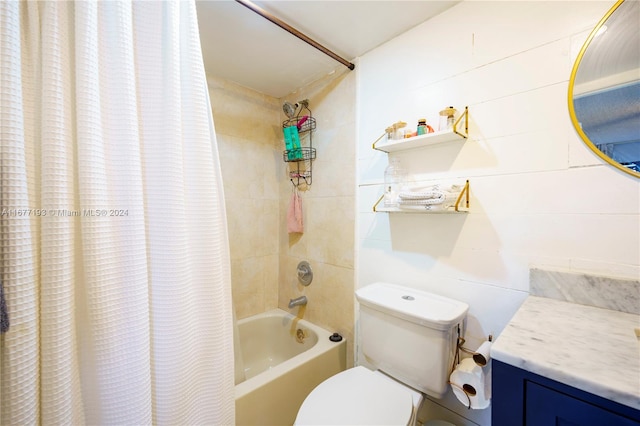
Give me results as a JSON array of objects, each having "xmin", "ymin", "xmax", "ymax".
[{"xmin": 568, "ymin": 0, "xmax": 640, "ymax": 178}]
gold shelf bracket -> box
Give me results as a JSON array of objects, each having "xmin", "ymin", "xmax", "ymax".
[
  {"xmin": 372, "ymin": 193, "xmax": 385, "ymax": 212},
  {"xmin": 453, "ymin": 106, "xmax": 469, "ymax": 139},
  {"xmin": 453, "ymin": 180, "xmax": 470, "ymax": 212},
  {"xmin": 371, "ymin": 132, "xmax": 388, "ymax": 151}
]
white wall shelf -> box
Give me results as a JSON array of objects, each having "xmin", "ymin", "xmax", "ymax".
[
  {"xmin": 372, "ymin": 106, "xmax": 470, "ymax": 214},
  {"xmin": 373, "ymin": 180, "xmax": 470, "ymax": 213},
  {"xmin": 373, "ymin": 106, "xmax": 468, "ymax": 153}
]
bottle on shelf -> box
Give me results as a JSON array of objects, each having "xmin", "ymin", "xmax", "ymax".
[
  {"xmin": 439, "ymin": 106, "xmax": 457, "ymax": 131},
  {"xmin": 417, "ymin": 119, "xmax": 427, "ymax": 135},
  {"xmin": 383, "ymin": 158, "xmax": 407, "ymax": 208}
]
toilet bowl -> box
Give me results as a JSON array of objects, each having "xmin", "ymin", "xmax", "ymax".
[
  {"xmin": 294, "ymin": 366, "xmax": 458, "ymax": 426},
  {"xmin": 295, "ymin": 366, "xmax": 421, "ymax": 425}
]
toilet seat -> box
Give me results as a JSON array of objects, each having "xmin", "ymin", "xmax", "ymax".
[{"xmin": 295, "ymin": 366, "xmax": 416, "ymax": 425}]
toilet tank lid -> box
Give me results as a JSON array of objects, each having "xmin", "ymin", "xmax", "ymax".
[{"xmin": 356, "ymin": 282, "xmax": 469, "ymax": 330}]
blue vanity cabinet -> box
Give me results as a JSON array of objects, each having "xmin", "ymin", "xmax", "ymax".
[{"xmin": 492, "ymin": 360, "xmax": 640, "ymax": 426}]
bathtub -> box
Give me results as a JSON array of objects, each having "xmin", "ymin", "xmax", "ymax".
[{"xmin": 234, "ymin": 309, "xmax": 346, "ymax": 426}]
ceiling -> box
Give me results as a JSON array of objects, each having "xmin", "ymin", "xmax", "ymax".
[{"xmin": 196, "ymin": 1, "xmax": 459, "ymax": 98}]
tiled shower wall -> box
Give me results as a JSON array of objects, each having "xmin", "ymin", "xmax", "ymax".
[
  {"xmin": 208, "ymin": 76, "xmax": 282, "ymax": 319},
  {"xmin": 208, "ymin": 69, "xmax": 356, "ymax": 366},
  {"xmin": 277, "ymin": 69, "xmax": 356, "ymax": 366}
]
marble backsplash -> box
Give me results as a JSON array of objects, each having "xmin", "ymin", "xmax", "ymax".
[{"xmin": 530, "ymin": 269, "xmax": 640, "ymax": 315}]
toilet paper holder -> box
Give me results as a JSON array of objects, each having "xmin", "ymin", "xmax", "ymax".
[
  {"xmin": 457, "ymin": 334, "xmax": 493, "ymax": 366},
  {"xmin": 449, "ymin": 328, "xmax": 493, "ymax": 372},
  {"xmin": 448, "ymin": 330, "xmax": 493, "ymax": 409},
  {"xmin": 468, "ymin": 336, "xmax": 493, "ymax": 367}
]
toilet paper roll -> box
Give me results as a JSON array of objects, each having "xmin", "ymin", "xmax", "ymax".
[
  {"xmin": 449, "ymin": 358, "xmax": 490, "ymax": 409},
  {"xmin": 472, "ymin": 341, "xmax": 492, "ymax": 366}
]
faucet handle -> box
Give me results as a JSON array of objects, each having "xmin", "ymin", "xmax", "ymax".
[{"xmin": 297, "ymin": 261, "xmax": 313, "ymax": 286}]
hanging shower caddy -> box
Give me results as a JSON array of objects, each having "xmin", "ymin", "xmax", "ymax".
[{"xmin": 282, "ymin": 99, "xmax": 316, "ymax": 186}]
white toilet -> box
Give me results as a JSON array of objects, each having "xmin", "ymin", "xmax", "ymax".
[{"xmin": 295, "ymin": 282, "xmax": 469, "ymax": 426}]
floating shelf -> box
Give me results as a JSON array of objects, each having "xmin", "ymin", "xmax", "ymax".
[
  {"xmin": 373, "ymin": 180, "xmax": 470, "ymax": 214},
  {"xmin": 372, "ymin": 130, "xmax": 462, "ymax": 153},
  {"xmin": 373, "ymin": 106, "xmax": 468, "ymax": 153},
  {"xmin": 371, "ymin": 107, "xmax": 471, "ymax": 213}
]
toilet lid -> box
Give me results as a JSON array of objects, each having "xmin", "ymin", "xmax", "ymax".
[{"xmin": 295, "ymin": 366, "xmax": 414, "ymax": 425}]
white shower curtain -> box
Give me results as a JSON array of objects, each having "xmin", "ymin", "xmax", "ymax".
[{"xmin": 0, "ymin": 1, "xmax": 235, "ymax": 424}]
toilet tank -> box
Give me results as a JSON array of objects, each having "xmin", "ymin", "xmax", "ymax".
[{"xmin": 355, "ymin": 282, "xmax": 468, "ymax": 398}]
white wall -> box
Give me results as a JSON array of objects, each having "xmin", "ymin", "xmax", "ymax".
[{"xmin": 356, "ymin": 2, "xmax": 639, "ymax": 425}]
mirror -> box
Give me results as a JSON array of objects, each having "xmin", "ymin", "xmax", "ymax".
[{"xmin": 568, "ymin": 0, "xmax": 640, "ymax": 178}]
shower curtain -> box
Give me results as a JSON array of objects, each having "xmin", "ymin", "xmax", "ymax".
[{"xmin": 0, "ymin": 1, "xmax": 235, "ymax": 424}]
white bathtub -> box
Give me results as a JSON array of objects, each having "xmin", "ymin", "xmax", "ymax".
[{"xmin": 235, "ymin": 309, "xmax": 346, "ymax": 426}]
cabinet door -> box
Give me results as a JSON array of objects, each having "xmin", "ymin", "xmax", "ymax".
[{"xmin": 526, "ymin": 381, "xmax": 640, "ymax": 426}]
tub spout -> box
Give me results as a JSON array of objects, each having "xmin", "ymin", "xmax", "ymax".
[{"xmin": 288, "ymin": 296, "xmax": 307, "ymax": 309}]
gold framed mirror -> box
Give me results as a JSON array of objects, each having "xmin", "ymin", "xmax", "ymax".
[{"xmin": 568, "ymin": 0, "xmax": 640, "ymax": 178}]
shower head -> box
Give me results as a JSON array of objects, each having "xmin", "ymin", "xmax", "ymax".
[{"xmin": 283, "ymin": 101, "xmax": 298, "ymax": 118}]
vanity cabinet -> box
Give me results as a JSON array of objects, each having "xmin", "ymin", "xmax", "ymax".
[{"xmin": 493, "ymin": 360, "xmax": 640, "ymax": 425}]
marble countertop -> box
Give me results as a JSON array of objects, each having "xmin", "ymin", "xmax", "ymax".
[{"xmin": 491, "ymin": 295, "xmax": 640, "ymax": 410}]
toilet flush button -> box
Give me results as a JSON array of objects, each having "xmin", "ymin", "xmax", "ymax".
[{"xmin": 401, "ymin": 295, "xmax": 415, "ymax": 301}]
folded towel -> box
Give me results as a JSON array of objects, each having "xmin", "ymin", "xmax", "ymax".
[
  {"xmin": 397, "ymin": 189, "xmax": 445, "ymax": 201},
  {"xmin": 398, "ymin": 191, "xmax": 458, "ymax": 206},
  {"xmin": 397, "ymin": 183, "xmax": 464, "ymax": 211},
  {"xmin": 0, "ymin": 275, "xmax": 9, "ymax": 333},
  {"xmin": 398, "ymin": 197, "xmax": 445, "ymax": 206},
  {"xmin": 398, "ymin": 203, "xmax": 454, "ymax": 212},
  {"xmin": 287, "ymin": 191, "xmax": 303, "ymax": 234},
  {"xmin": 399, "ymin": 184, "xmax": 461, "ymax": 201}
]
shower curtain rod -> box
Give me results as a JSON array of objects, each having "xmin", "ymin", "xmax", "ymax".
[{"xmin": 234, "ymin": 0, "xmax": 355, "ymax": 71}]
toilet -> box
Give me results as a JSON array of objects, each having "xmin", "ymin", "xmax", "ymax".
[{"xmin": 295, "ymin": 282, "xmax": 468, "ymax": 426}]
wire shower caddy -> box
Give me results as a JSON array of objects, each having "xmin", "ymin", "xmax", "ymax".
[{"xmin": 282, "ymin": 100, "xmax": 316, "ymax": 187}]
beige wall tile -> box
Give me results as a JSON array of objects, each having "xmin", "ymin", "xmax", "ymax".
[
  {"xmin": 209, "ymin": 70, "xmax": 356, "ymax": 367},
  {"xmin": 278, "ymin": 69, "xmax": 357, "ymax": 367},
  {"xmin": 210, "ymin": 77, "xmax": 282, "ymax": 320}
]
